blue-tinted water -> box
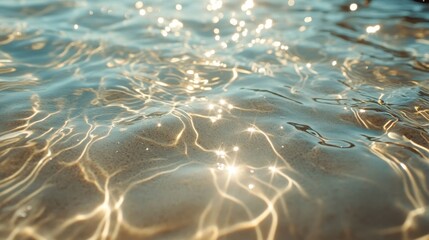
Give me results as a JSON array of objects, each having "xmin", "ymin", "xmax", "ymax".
[{"xmin": 0, "ymin": 0, "xmax": 428, "ymax": 239}]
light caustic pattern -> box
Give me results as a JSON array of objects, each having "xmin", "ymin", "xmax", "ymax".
[{"xmin": 0, "ymin": 0, "xmax": 429, "ymax": 239}]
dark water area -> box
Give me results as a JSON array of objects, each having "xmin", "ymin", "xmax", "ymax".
[{"xmin": 0, "ymin": 0, "xmax": 428, "ymax": 239}]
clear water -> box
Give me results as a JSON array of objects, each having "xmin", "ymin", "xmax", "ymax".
[{"xmin": 0, "ymin": 0, "xmax": 428, "ymax": 239}]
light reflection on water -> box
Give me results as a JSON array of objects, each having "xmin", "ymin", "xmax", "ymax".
[{"xmin": 0, "ymin": 0, "xmax": 428, "ymax": 239}]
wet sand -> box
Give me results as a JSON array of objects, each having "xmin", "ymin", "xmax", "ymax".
[{"xmin": 1, "ymin": 91, "xmax": 429, "ymax": 240}]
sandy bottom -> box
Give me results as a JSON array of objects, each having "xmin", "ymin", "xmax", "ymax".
[{"xmin": 1, "ymin": 91, "xmax": 429, "ymax": 240}]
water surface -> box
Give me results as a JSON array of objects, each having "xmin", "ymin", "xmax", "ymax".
[{"xmin": 1, "ymin": 0, "xmax": 429, "ymax": 239}]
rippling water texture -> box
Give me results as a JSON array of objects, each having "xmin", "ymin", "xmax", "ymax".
[{"xmin": 1, "ymin": 0, "xmax": 429, "ymax": 239}]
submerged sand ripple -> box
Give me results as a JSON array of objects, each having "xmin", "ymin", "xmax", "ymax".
[{"xmin": 1, "ymin": 90, "xmax": 429, "ymax": 239}]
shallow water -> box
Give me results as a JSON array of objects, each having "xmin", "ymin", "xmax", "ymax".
[{"xmin": 0, "ymin": 0, "xmax": 429, "ymax": 239}]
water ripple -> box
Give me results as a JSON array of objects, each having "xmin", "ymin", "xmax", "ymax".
[{"xmin": 0, "ymin": 0, "xmax": 428, "ymax": 239}]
